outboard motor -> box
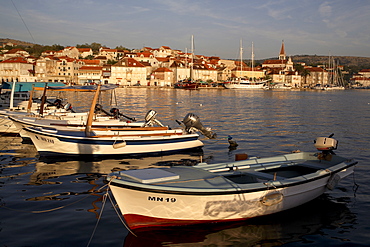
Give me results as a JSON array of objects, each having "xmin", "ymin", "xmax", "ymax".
[
  {"xmin": 314, "ymin": 134, "xmax": 337, "ymax": 160},
  {"xmin": 182, "ymin": 113, "xmax": 216, "ymax": 139},
  {"xmin": 110, "ymin": 107, "xmax": 136, "ymax": 122},
  {"xmin": 95, "ymin": 104, "xmax": 103, "ymax": 114},
  {"xmin": 95, "ymin": 104, "xmax": 112, "ymax": 116},
  {"xmin": 110, "ymin": 108, "xmax": 120, "ymax": 119},
  {"xmin": 314, "ymin": 134, "xmax": 338, "ymax": 152},
  {"xmin": 64, "ymin": 103, "xmax": 75, "ymax": 112},
  {"xmin": 143, "ymin": 110, "xmax": 164, "ymax": 127},
  {"xmin": 53, "ymin": 99, "xmax": 63, "ymax": 108}
]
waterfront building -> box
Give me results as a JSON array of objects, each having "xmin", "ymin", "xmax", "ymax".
[
  {"xmin": 0, "ymin": 57, "xmax": 35, "ymax": 82},
  {"xmin": 150, "ymin": 67, "xmax": 173, "ymax": 86},
  {"xmin": 302, "ymin": 66, "xmax": 328, "ymax": 87},
  {"xmin": 263, "ymin": 41, "xmax": 296, "ymax": 86},
  {"xmin": 54, "ymin": 47, "xmax": 79, "ymax": 59},
  {"xmin": 0, "ymin": 48, "xmax": 30, "ymax": 61},
  {"xmin": 78, "ymin": 65, "xmax": 103, "ymax": 84},
  {"xmin": 350, "ymin": 69, "xmax": 370, "ymax": 87},
  {"xmin": 110, "ymin": 58, "xmax": 147, "ymax": 86}
]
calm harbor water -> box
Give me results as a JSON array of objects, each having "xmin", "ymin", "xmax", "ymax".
[{"xmin": 0, "ymin": 88, "xmax": 369, "ymax": 246}]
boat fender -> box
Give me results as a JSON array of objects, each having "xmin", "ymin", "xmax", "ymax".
[
  {"xmin": 113, "ymin": 140, "xmax": 126, "ymax": 149},
  {"xmin": 235, "ymin": 153, "xmax": 248, "ymax": 161},
  {"xmin": 327, "ymin": 173, "xmax": 341, "ymax": 190},
  {"xmin": 260, "ymin": 192, "xmax": 283, "ymax": 206}
]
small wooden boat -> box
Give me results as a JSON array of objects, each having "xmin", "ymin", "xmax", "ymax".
[
  {"xmin": 23, "ymin": 84, "xmax": 216, "ymax": 156},
  {"xmin": 107, "ymin": 136, "xmax": 357, "ymax": 231}
]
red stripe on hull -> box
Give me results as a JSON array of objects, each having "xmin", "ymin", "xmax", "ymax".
[{"xmin": 124, "ymin": 214, "xmax": 247, "ymax": 231}]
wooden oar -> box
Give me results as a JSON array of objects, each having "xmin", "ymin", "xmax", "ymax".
[
  {"xmin": 85, "ymin": 84, "xmax": 101, "ymax": 137},
  {"xmin": 27, "ymin": 84, "xmax": 35, "ymax": 114},
  {"xmin": 39, "ymin": 83, "xmax": 48, "ymax": 116}
]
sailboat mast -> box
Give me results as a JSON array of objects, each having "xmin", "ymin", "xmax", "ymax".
[
  {"xmin": 191, "ymin": 35, "xmax": 194, "ymax": 81},
  {"xmin": 240, "ymin": 39, "xmax": 243, "ymax": 78},
  {"xmin": 251, "ymin": 42, "xmax": 254, "ymax": 76}
]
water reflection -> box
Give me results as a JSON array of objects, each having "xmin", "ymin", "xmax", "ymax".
[
  {"xmin": 123, "ymin": 195, "xmax": 355, "ymax": 247},
  {"xmin": 29, "ymin": 152, "xmax": 203, "ymax": 186}
]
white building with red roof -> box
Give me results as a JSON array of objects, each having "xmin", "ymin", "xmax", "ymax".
[
  {"xmin": 0, "ymin": 57, "xmax": 36, "ymax": 82},
  {"xmin": 350, "ymin": 69, "xmax": 370, "ymax": 87},
  {"xmin": 150, "ymin": 67, "xmax": 173, "ymax": 86},
  {"xmin": 110, "ymin": 58, "xmax": 147, "ymax": 86}
]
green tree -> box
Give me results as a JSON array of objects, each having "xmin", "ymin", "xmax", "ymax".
[
  {"xmin": 115, "ymin": 45, "xmax": 130, "ymax": 51},
  {"xmin": 107, "ymin": 59, "xmax": 118, "ymax": 65}
]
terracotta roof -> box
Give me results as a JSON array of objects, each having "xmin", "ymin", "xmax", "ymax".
[
  {"xmin": 79, "ymin": 66, "xmax": 103, "ymax": 70},
  {"xmin": 4, "ymin": 48, "xmax": 25, "ymax": 54},
  {"xmin": 118, "ymin": 58, "xmax": 145, "ymax": 67},
  {"xmin": 153, "ymin": 67, "xmax": 172, "ymax": 72},
  {"xmin": 280, "ymin": 41, "xmax": 285, "ymax": 56},
  {"xmin": 137, "ymin": 51, "xmax": 153, "ymax": 57},
  {"xmin": 77, "ymin": 48, "xmax": 92, "ymax": 52},
  {"xmin": 101, "ymin": 48, "xmax": 117, "ymax": 52},
  {"xmin": 81, "ymin": 59, "xmax": 100, "ymax": 65},
  {"xmin": 57, "ymin": 56, "xmax": 76, "ymax": 62},
  {"xmin": 156, "ymin": 57, "xmax": 169, "ymax": 62},
  {"xmin": 305, "ymin": 67, "xmax": 326, "ymax": 72},
  {"xmin": 0, "ymin": 57, "xmax": 29, "ymax": 63}
]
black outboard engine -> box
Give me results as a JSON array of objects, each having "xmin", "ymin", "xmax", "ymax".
[
  {"xmin": 110, "ymin": 108, "xmax": 120, "ymax": 119},
  {"xmin": 182, "ymin": 113, "xmax": 216, "ymax": 139},
  {"xmin": 95, "ymin": 104, "xmax": 112, "ymax": 116},
  {"xmin": 110, "ymin": 108, "xmax": 136, "ymax": 122},
  {"xmin": 143, "ymin": 110, "xmax": 165, "ymax": 127},
  {"xmin": 95, "ymin": 104, "xmax": 103, "ymax": 114},
  {"xmin": 53, "ymin": 99, "xmax": 63, "ymax": 108}
]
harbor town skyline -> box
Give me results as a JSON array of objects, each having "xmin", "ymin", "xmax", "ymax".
[{"xmin": 1, "ymin": 1, "xmax": 370, "ymax": 60}]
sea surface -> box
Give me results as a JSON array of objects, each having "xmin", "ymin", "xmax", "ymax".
[{"xmin": 0, "ymin": 88, "xmax": 369, "ymax": 246}]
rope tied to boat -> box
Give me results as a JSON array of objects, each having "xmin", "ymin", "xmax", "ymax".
[{"xmin": 104, "ymin": 177, "xmax": 137, "ymax": 237}]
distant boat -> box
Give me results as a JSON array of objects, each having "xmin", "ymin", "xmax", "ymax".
[
  {"xmin": 174, "ymin": 80, "xmax": 198, "ymax": 89},
  {"xmin": 223, "ymin": 79, "xmax": 265, "ymax": 89},
  {"xmin": 224, "ymin": 41, "xmax": 267, "ymax": 89},
  {"xmin": 174, "ymin": 35, "xmax": 199, "ymax": 90},
  {"xmin": 107, "ymin": 135, "xmax": 357, "ymax": 231}
]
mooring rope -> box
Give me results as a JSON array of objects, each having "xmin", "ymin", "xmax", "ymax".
[
  {"xmin": 107, "ymin": 192, "xmax": 137, "ymax": 237},
  {"xmin": 87, "ymin": 179, "xmax": 136, "ymax": 247},
  {"xmin": 86, "ymin": 188, "xmax": 109, "ymax": 247}
]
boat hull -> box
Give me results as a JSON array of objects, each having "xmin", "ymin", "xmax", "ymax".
[
  {"xmin": 224, "ymin": 83, "xmax": 265, "ymax": 89},
  {"xmin": 107, "ymin": 152, "xmax": 356, "ymax": 230},
  {"xmin": 110, "ymin": 174, "xmax": 337, "ymax": 230},
  {"xmin": 25, "ymin": 127, "xmax": 203, "ymax": 156}
]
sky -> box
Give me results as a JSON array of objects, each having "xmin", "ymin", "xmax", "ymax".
[{"xmin": 1, "ymin": 0, "xmax": 370, "ymax": 59}]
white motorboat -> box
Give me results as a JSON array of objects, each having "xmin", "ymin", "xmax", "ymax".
[
  {"xmin": 23, "ymin": 84, "xmax": 216, "ymax": 156},
  {"xmin": 107, "ymin": 135, "xmax": 357, "ymax": 231},
  {"xmin": 223, "ymin": 79, "xmax": 266, "ymax": 89}
]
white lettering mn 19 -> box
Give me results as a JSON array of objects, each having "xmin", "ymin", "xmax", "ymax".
[{"xmin": 148, "ymin": 196, "xmax": 176, "ymax": 202}]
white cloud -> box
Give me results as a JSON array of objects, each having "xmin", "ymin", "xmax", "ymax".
[{"xmin": 319, "ymin": 2, "xmax": 332, "ymax": 17}]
